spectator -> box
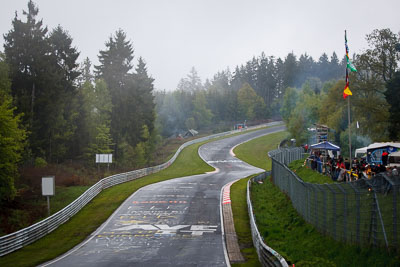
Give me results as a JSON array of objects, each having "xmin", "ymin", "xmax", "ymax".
[
  {"xmin": 360, "ymin": 166, "xmax": 368, "ymax": 179},
  {"xmin": 344, "ymin": 159, "xmax": 350, "ymax": 182},
  {"xmin": 382, "ymin": 151, "xmax": 389, "ymax": 166},
  {"xmin": 337, "ymin": 159, "xmax": 346, "ymax": 182},
  {"xmin": 317, "ymin": 155, "xmax": 322, "ymax": 173},
  {"xmin": 386, "ymin": 167, "xmax": 393, "ymax": 177},
  {"xmin": 310, "ymin": 152, "xmax": 317, "ymax": 171},
  {"xmin": 393, "ymin": 166, "xmax": 399, "ymax": 176}
]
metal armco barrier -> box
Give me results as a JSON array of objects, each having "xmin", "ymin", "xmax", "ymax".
[
  {"xmin": 0, "ymin": 122, "xmax": 280, "ymax": 257},
  {"xmin": 269, "ymin": 147, "xmax": 400, "ymax": 250},
  {"xmin": 247, "ymin": 172, "xmax": 288, "ymax": 267}
]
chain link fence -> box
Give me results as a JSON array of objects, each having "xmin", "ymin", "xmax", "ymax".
[{"xmin": 269, "ymin": 148, "xmax": 400, "ymax": 250}]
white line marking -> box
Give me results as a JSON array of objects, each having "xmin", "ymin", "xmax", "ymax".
[{"xmin": 39, "ymin": 183, "xmax": 156, "ymax": 266}]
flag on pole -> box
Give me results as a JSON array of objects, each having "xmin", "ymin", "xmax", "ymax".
[
  {"xmin": 345, "ymin": 31, "xmax": 357, "ymax": 72},
  {"xmin": 343, "ymin": 68, "xmax": 352, "ymax": 99},
  {"xmin": 343, "ymin": 31, "xmax": 355, "ymax": 99}
]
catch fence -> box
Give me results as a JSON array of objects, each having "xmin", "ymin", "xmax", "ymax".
[
  {"xmin": 0, "ymin": 122, "xmax": 280, "ymax": 257},
  {"xmin": 269, "ymin": 148, "xmax": 400, "ymax": 250}
]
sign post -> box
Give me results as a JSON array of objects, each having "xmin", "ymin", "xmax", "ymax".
[
  {"xmin": 96, "ymin": 154, "xmax": 113, "ymax": 171},
  {"xmin": 42, "ymin": 176, "xmax": 55, "ymax": 216}
]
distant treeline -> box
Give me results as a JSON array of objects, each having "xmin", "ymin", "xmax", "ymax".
[
  {"xmin": 156, "ymin": 51, "xmax": 346, "ymax": 137},
  {"xmin": 279, "ymin": 29, "xmax": 400, "ymax": 156},
  {"xmin": 1, "ymin": 0, "xmax": 399, "ymax": 205}
]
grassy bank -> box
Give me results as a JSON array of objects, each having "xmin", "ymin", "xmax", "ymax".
[
  {"xmin": 288, "ymin": 158, "xmax": 334, "ymax": 184},
  {"xmin": 231, "ymin": 175, "xmax": 261, "ymax": 267},
  {"xmin": 233, "ymin": 131, "xmax": 289, "ymax": 170},
  {"xmin": 230, "ymin": 131, "xmax": 288, "ymax": 266},
  {"xmin": 233, "ymin": 132, "xmax": 400, "ymax": 266},
  {"xmin": 250, "ymin": 179, "xmax": 398, "ymax": 266},
  {"xmin": 0, "ymin": 140, "xmax": 214, "ymax": 267}
]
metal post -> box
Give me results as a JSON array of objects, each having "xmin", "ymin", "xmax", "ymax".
[
  {"xmin": 348, "ymin": 96, "xmax": 352, "ymax": 165},
  {"xmin": 336, "ymin": 184, "xmax": 347, "ymax": 242},
  {"xmin": 307, "ymin": 186, "xmax": 311, "ymax": 223},
  {"xmin": 394, "ymin": 184, "xmax": 398, "ymax": 247},
  {"xmin": 349, "ymin": 182, "xmax": 360, "ymax": 244},
  {"xmin": 326, "ymin": 184, "xmax": 337, "ymax": 240},
  {"xmin": 47, "ymin": 196, "xmax": 50, "ymax": 216},
  {"xmin": 365, "ymin": 179, "xmax": 389, "ymax": 249},
  {"xmin": 313, "ymin": 185, "xmax": 318, "ymax": 229},
  {"xmin": 322, "ymin": 185, "xmax": 327, "ymax": 233},
  {"xmin": 381, "ymin": 174, "xmax": 397, "ymax": 247},
  {"xmin": 374, "ymin": 192, "xmax": 389, "ymax": 249}
]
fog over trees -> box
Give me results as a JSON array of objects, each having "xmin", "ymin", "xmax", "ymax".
[
  {"xmin": 156, "ymin": 50, "xmax": 347, "ymax": 137},
  {"xmin": 0, "ymin": 1, "xmax": 399, "ymax": 203}
]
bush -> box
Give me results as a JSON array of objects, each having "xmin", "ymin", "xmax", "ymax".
[{"xmin": 34, "ymin": 157, "xmax": 47, "ymax": 167}]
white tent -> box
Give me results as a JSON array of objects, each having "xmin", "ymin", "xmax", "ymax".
[
  {"xmin": 355, "ymin": 147, "xmax": 367, "ymax": 157},
  {"xmin": 355, "ymin": 143, "xmax": 400, "ymax": 158},
  {"xmin": 367, "ymin": 142, "xmax": 400, "ymax": 150}
]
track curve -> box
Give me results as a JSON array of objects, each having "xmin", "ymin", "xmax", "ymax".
[{"xmin": 42, "ymin": 125, "xmax": 285, "ymax": 267}]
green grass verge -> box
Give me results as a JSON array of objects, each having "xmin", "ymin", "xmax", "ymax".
[
  {"xmin": 230, "ymin": 131, "xmax": 287, "ymax": 266},
  {"xmin": 288, "ymin": 158, "xmax": 334, "ymax": 184},
  {"xmin": 233, "ymin": 132, "xmax": 400, "ymax": 266},
  {"xmin": 0, "ymin": 140, "xmax": 214, "ymax": 267},
  {"xmin": 50, "ymin": 186, "xmax": 91, "ymax": 214},
  {"xmin": 231, "ymin": 175, "xmax": 261, "ymax": 267},
  {"xmin": 250, "ymin": 178, "xmax": 399, "ymax": 266},
  {"xmin": 233, "ymin": 131, "xmax": 289, "ymax": 170}
]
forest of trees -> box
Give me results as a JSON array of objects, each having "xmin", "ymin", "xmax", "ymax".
[
  {"xmin": 280, "ymin": 29, "xmax": 400, "ymax": 156},
  {"xmin": 0, "ymin": 1, "xmax": 155, "ymax": 203},
  {"xmin": 156, "ymin": 51, "xmax": 347, "ymax": 137},
  {"xmin": 0, "ymin": 0, "xmax": 399, "ymax": 205}
]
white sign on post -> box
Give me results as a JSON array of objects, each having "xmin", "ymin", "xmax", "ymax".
[
  {"xmin": 96, "ymin": 154, "xmax": 113, "ymax": 163},
  {"xmin": 42, "ymin": 176, "xmax": 55, "ymax": 196},
  {"xmin": 42, "ymin": 176, "xmax": 55, "ymax": 216}
]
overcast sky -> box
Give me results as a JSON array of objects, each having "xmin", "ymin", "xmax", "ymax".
[{"xmin": 1, "ymin": 0, "xmax": 399, "ymax": 91}]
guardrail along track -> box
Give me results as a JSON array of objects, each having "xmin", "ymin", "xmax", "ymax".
[{"xmin": 0, "ymin": 122, "xmax": 279, "ymax": 257}]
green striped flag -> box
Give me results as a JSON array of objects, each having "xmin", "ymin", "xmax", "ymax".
[{"xmin": 346, "ymin": 57, "xmax": 357, "ymax": 72}]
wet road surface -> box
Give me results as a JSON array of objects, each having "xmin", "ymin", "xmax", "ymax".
[{"xmin": 42, "ymin": 125, "xmax": 285, "ymax": 267}]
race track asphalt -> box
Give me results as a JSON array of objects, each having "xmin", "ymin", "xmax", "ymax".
[{"xmin": 41, "ymin": 125, "xmax": 285, "ymax": 267}]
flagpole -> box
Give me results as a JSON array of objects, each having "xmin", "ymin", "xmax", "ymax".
[
  {"xmin": 348, "ymin": 95, "xmax": 352, "ymax": 168},
  {"xmin": 344, "ymin": 29, "xmax": 353, "ymax": 171}
]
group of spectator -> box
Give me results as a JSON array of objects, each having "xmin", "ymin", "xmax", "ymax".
[{"xmin": 307, "ymin": 151, "xmax": 399, "ymax": 182}]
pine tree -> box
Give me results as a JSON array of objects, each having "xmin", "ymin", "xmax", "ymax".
[
  {"xmin": 0, "ymin": 53, "xmax": 26, "ymax": 203},
  {"xmin": 3, "ymin": 0, "xmax": 49, "ymax": 127},
  {"xmin": 95, "ymin": 29, "xmax": 134, "ymax": 159},
  {"xmin": 282, "ymin": 52, "xmax": 298, "ymax": 89},
  {"xmin": 4, "ymin": 1, "xmax": 80, "ymax": 162}
]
